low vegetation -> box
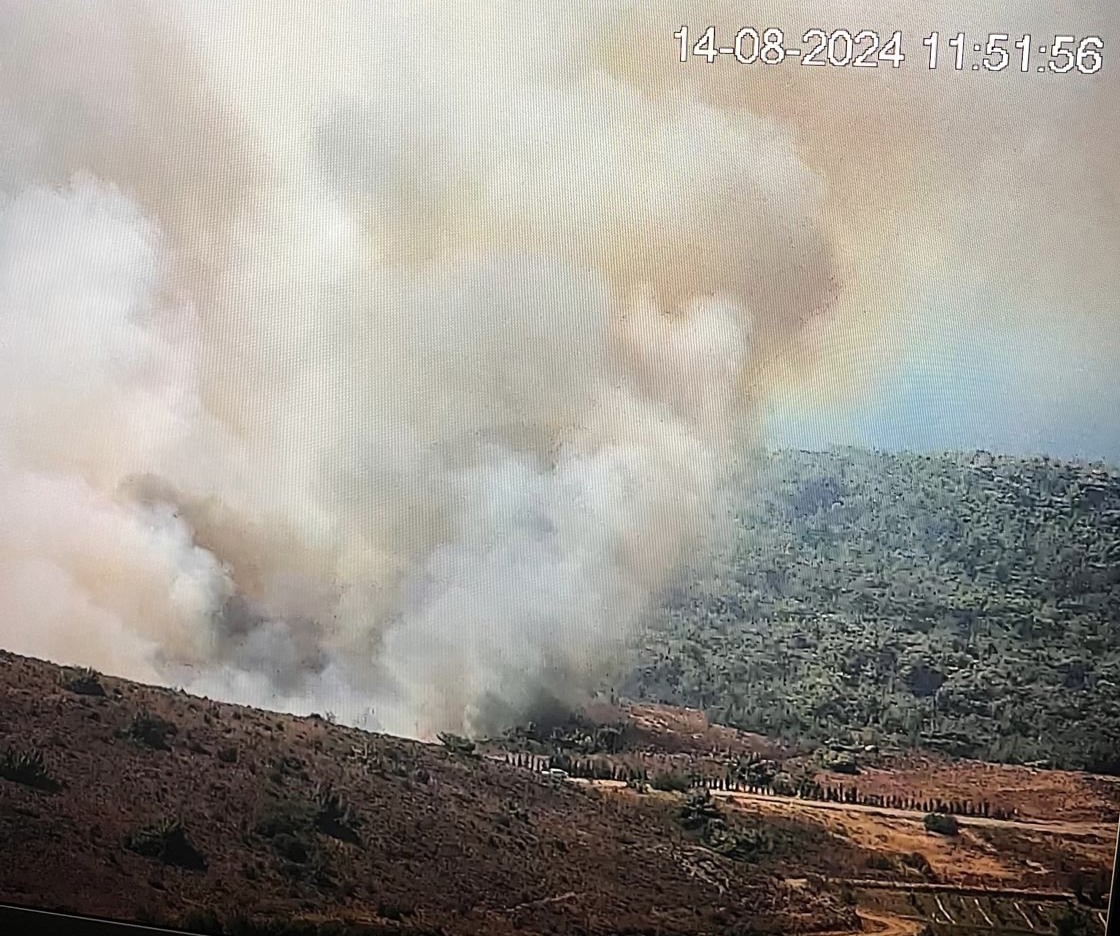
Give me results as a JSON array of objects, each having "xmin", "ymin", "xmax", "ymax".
[
  {"xmin": 436, "ymin": 732, "xmax": 476, "ymax": 756},
  {"xmin": 0, "ymin": 746, "xmax": 58, "ymax": 792},
  {"xmin": 922, "ymin": 812, "xmax": 959, "ymax": 836},
  {"xmin": 120, "ymin": 709, "xmax": 178, "ymax": 750},
  {"xmin": 650, "ymin": 769, "xmax": 692, "ymax": 792},
  {"xmin": 58, "ymin": 665, "xmax": 105, "ymax": 696},
  {"xmin": 253, "ymin": 784, "xmax": 361, "ymax": 884},
  {"xmin": 677, "ymin": 790, "xmax": 828, "ymax": 865},
  {"xmin": 125, "ymin": 817, "xmax": 207, "ymax": 870},
  {"xmin": 313, "ymin": 782, "xmax": 361, "ymax": 844}
]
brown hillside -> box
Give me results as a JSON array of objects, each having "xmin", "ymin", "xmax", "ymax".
[{"xmin": 0, "ymin": 651, "xmax": 855, "ymax": 935}]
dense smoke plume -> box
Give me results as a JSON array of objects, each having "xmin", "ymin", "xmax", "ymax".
[{"xmin": 0, "ymin": 1, "xmax": 1115, "ymax": 736}]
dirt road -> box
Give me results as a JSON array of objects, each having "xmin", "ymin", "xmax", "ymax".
[
  {"xmin": 706, "ymin": 788, "xmax": 1113, "ymax": 839},
  {"xmin": 855, "ymin": 910, "xmax": 925, "ymax": 936},
  {"xmin": 568, "ymin": 776, "xmax": 1112, "ymax": 838}
]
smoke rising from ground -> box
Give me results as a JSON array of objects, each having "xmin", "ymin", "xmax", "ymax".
[{"xmin": 0, "ymin": 1, "xmax": 1115, "ymax": 736}]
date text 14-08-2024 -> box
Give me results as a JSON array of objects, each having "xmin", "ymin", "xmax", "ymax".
[{"xmin": 674, "ymin": 27, "xmax": 1105, "ymax": 75}]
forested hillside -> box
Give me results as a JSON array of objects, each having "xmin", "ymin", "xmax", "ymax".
[{"xmin": 627, "ymin": 449, "xmax": 1120, "ymax": 773}]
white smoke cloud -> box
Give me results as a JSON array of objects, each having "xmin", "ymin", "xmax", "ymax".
[{"xmin": 0, "ymin": 0, "xmax": 1114, "ymax": 736}]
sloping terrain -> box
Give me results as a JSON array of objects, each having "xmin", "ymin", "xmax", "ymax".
[
  {"xmin": 486, "ymin": 699, "xmax": 1117, "ymax": 930},
  {"xmin": 0, "ymin": 651, "xmax": 856, "ymax": 935},
  {"xmin": 813, "ymin": 753, "xmax": 1120, "ymax": 824},
  {"xmin": 492, "ymin": 700, "xmax": 1120, "ymax": 826},
  {"xmin": 629, "ymin": 449, "xmax": 1120, "ymax": 772}
]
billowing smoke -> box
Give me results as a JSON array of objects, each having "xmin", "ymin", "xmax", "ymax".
[{"xmin": 1, "ymin": 1, "xmax": 1115, "ymax": 736}]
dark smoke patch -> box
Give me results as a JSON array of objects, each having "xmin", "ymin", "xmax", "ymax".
[{"xmin": 210, "ymin": 595, "xmax": 330, "ymax": 693}]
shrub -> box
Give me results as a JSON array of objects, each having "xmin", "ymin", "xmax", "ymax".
[
  {"xmin": 707, "ymin": 824, "xmax": 774, "ymax": 862},
  {"xmin": 866, "ymin": 853, "xmax": 896, "ymax": 871},
  {"xmin": 377, "ymin": 900, "xmax": 414, "ymax": 921},
  {"xmin": 272, "ymin": 832, "xmax": 311, "ymax": 864},
  {"xmin": 825, "ymin": 754, "xmax": 860, "ymax": 775},
  {"xmin": 58, "ymin": 666, "xmax": 105, "ymax": 697},
  {"xmin": 770, "ymin": 772, "xmax": 798, "ymax": 797},
  {"xmin": 0, "ymin": 746, "xmax": 59, "ymax": 792},
  {"xmin": 255, "ymin": 800, "xmax": 314, "ymax": 839},
  {"xmin": 437, "ymin": 732, "xmax": 476, "ymax": 756},
  {"xmin": 272, "ymin": 754, "xmax": 308, "ymax": 779},
  {"xmin": 313, "ymin": 782, "xmax": 361, "ymax": 844},
  {"xmin": 923, "ymin": 812, "xmax": 959, "ymax": 836},
  {"xmin": 901, "ymin": 851, "xmax": 936, "ymax": 880},
  {"xmin": 255, "ymin": 798, "xmax": 321, "ymax": 869},
  {"xmin": 121, "ymin": 710, "xmax": 178, "ymax": 750},
  {"xmin": 650, "ymin": 769, "xmax": 692, "ymax": 792},
  {"xmin": 125, "ymin": 817, "xmax": 207, "ymax": 870},
  {"xmin": 679, "ymin": 790, "xmax": 723, "ymax": 830},
  {"xmin": 678, "ymin": 790, "xmax": 778, "ymax": 862},
  {"xmin": 1056, "ymin": 908, "xmax": 1094, "ymax": 936},
  {"xmin": 1070, "ymin": 867, "xmax": 1111, "ymax": 907}
]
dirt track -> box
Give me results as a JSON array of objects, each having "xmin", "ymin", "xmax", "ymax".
[
  {"xmin": 574, "ymin": 777, "xmax": 1114, "ymax": 839},
  {"xmin": 854, "ymin": 910, "xmax": 924, "ymax": 936},
  {"xmin": 810, "ymin": 908, "xmax": 924, "ymax": 936},
  {"xmin": 708, "ymin": 788, "xmax": 1114, "ymax": 839}
]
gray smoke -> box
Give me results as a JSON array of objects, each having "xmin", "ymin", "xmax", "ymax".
[{"xmin": 0, "ymin": 0, "xmax": 1115, "ymax": 736}]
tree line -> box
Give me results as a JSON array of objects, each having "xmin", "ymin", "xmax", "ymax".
[{"xmin": 501, "ymin": 751, "xmax": 1015, "ymax": 820}]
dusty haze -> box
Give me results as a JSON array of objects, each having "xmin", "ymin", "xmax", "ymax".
[{"xmin": 0, "ymin": 1, "xmax": 1115, "ymax": 736}]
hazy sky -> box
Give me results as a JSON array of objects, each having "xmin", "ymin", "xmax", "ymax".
[
  {"xmin": 766, "ymin": 308, "xmax": 1120, "ymax": 463},
  {"xmin": 766, "ymin": 178, "xmax": 1119, "ymax": 465}
]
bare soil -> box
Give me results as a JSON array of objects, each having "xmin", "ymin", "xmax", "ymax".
[
  {"xmin": 0, "ymin": 651, "xmax": 855, "ymax": 935},
  {"xmin": 816, "ymin": 752, "xmax": 1120, "ymax": 824},
  {"xmin": 1, "ymin": 653, "xmax": 1114, "ymax": 935}
]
